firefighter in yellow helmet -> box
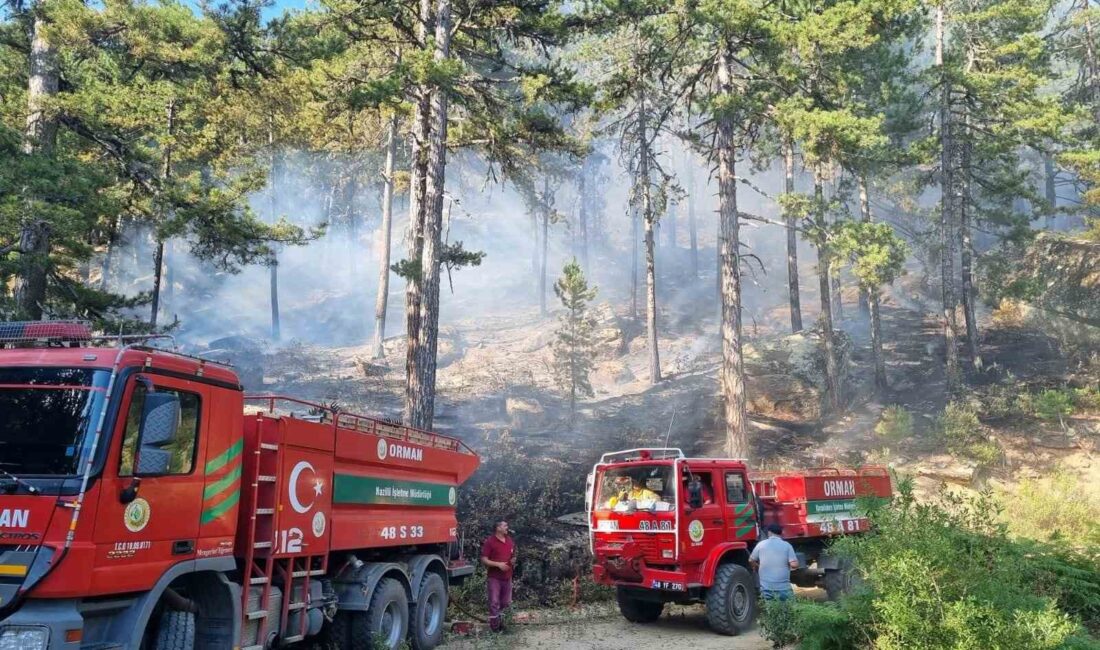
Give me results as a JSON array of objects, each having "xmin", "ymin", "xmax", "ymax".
[{"xmin": 607, "ymin": 475, "xmax": 660, "ymax": 508}]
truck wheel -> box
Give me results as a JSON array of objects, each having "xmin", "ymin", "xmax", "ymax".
[
  {"xmin": 153, "ymin": 610, "xmax": 195, "ymax": 650},
  {"xmin": 352, "ymin": 578, "xmax": 409, "ymax": 650},
  {"xmin": 825, "ymin": 558, "xmax": 863, "ymax": 601},
  {"xmin": 705, "ymin": 564, "xmax": 757, "ymax": 636},
  {"xmin": 409, "ymin": 572, "xmax": 447, "ymax": 650},
  {"xmin": 615, "ymin": 587, "xmax": 664, "ymax": 623}
]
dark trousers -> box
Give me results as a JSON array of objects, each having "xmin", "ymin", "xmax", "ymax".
[{"xmin": 487, "ymin": 576, "xmax": 513, "ymax": 630}]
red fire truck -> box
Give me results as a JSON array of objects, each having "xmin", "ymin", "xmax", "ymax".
[
  {"xmin": 0, "ymin": 322, "xmax": 479, "ymax": 650},
  {"xmin": 587, "ymin": 448, "xmax": 891, "ymax": 635}
]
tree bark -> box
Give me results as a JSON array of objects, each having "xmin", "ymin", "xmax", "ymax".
[
  {"xmin": 99, "ymin": 215, "xmax": 120, "ymax": 291},
  {"xmin": 828, "ymin": 179, "xmax": 843, "ymax": 322},
  {"xmin": 869, "ymin": 286, "xmax": 887, "ymax": 393},
  {"xmin": 937, "ymin": 3, "xmax": 961, "ymax": 393},
  {"xmin": 407, "ymin": 0, "xmax": 451, "ymax": 430},
  {"xmin": 666, "ymin": 199, "xmax": 677, "ymax": 250},
  {"xmin": 959, "ymin": 108, "xmax": 981, "ymax": 370},
  {"xmin": 784, "ymin": 139, "xmax": 803, "ymax": 332},
  {"xmin": 815, "ymin": 171, "xmax": 841, "ymax": 412},
  {"xmin": 150, "ymin": 100, "xmax": 175, "ymax": 328},
  {"xmin": 631, "ymin": 172, "xmax": 640, "ymax": 320},
  {"xmin": 372, "ymin": 109, "xmax": 399, "ymax": 359},
  {"xmin": 716, "ymin": 43, "xmax": 748, "ymax": 459},
  {"xmin": 686, "ymin": 149, "xmax": 698, "ymax": 279},
  {"xmin": 637, "ymin": 56, "xmax": 661, "ymax": 385},
  {"xmin": 403, "ymin": 0, "xmax": 433, "ymax": 425},
  {"xmin": 16, "ymin": 5, "xmax": 59, "ymax": 319},
  {"xmin": 858, "ymin": 174, "xmax": 871, "ymax": 317}
]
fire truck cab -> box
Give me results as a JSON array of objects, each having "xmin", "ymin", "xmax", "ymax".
[{"xmin": 587, "ymin": 448, "xmax": 891, "ymax": 635}]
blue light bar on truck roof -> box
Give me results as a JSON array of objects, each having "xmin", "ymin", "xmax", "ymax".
[{"xmin": 0, "ymin": 320, "xmax": 93, "ymax": 344}]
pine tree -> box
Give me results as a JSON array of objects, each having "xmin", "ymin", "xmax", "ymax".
[
  {"xmin": 552, "ymin": 260, "xmax": 598, "ymax": 418},
  {"xmin": 832, "ymin": 221, "xmax": 908, "ymax": 393}
]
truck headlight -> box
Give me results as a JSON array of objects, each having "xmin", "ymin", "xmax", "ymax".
[{"xmin": 0, "ymin": 625, "xmax": 49, "ymax": 650}]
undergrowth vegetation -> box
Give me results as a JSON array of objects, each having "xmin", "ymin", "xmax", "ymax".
[
  {"xmin": 760, "ymin": 478, "xmax": 1100, "ymax": 649},
  {"xmin": 936, "ymin": 401, "xmax": 1002, "ymax": 466},
  {"xmin": 1001, "ymin": 470, "xmax": 1100, "ymax": 549}
]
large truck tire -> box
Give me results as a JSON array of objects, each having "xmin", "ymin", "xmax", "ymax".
[
  {"xmin": 153, "ymin": 610, "xmax": 195, "ymax": 650},
  {"xmin": 350, "ymin": 578, "xmax": 410, "ymax": 650},
  {"xmin": 615, "ymin": 587, "xmax": 664, "ymax": 623},
  {"xmin": 409, "ymin": 572, "xmax": 447, "ymax": 650},
  {"xmin": 705, "ymin": 564, "xmax": 757, "ymax": 635},
  {"xmin": 825, "ymin": 557, "xmax": 863, "ymax": 601}
]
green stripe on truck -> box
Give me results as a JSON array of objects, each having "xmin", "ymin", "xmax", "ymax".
[{"xmin": 333, "ymin": 474, "xmax": 455, "ymax": 507}]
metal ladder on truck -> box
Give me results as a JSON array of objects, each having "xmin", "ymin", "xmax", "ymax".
[{"xmin": 239, "ymin": 413, "xmax": 328, "ymax": 648}]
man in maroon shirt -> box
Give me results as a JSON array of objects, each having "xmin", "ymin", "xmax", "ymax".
[{"xmin": 480, "ymin": 520, "xmax": 516, "ymax": 632}]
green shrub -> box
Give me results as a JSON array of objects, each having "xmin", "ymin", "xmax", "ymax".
[
  {"xmin": 759, "ymin": 598, "xmax": 799, "ymax": 648},
  {"xmin": 1072, "ymin": 386, "xmax": 1100, "ymax": 412},
  {"xmin": 818, "ymin": 479, "xmax": 1100, "ymax": 648},
  {"xmin": 1036, "ymin": 389, "xmax": 1076, "ymax": 422},
  {"xmin": 936, "ymin": 401, "xmax": 1001, "ymax": 465},
  {"xmin": 874, "ymin": 405, "xmax": 914, "ymax": 442}
]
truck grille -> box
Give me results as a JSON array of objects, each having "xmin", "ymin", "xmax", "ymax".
[{"xmin": 600, "ymin": 533, "xmax": 665, "ymax": 563}]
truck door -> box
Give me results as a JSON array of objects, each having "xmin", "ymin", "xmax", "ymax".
[
  {"xmin": 723, "ymin": 470, "xmax": 756, "ymax": 541},
  {"xmin": 679, "ymin": 469, "xmax": 724, "ymax": 565},
  {"xmin": 91, "ymin": 374, "xmax": 210, "ymax": 594}
]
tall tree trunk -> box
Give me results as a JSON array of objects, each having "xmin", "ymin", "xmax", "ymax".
[
  {"xmin": 372, "ymin": 109, "xmax": 399, "ymax": 359},
  {"xmin": 858, "ymin": 174, "xmax": 871, "ymax": 316},
  {"xmin": 637, "ymin": 60, "xmax": 661, "ymax": 385},
  {"xmin": 686, "ymin": 150, "xmax": 698, "ymax": 279},
  {"xmin": 959, "ymin": 107, "xmax": 981, "ymax": 370},
  {"xmin": 267, "ymin": 121, "xmax": 282, "ymax": 341},
  {"xmin": 784, "ymin": 139, "xmax": 803, "ymax": 332},
  {"xmin": 858, "ymin": 174, "xmax": 886, "ymax": 391},
  {"xmin": 937, "ymin": 3, "xmax": 961, "ymax": 393},
  {"xmin": 539, "ymin": 177, "xmax": 549, "ymax": 317},
  {"xmin": 1044, "ymin": 156, "xmax": 1057, "ymax": 230},
  {"xmin": 407, "ymin": 0, "xmax": 451, "ymax": 430},
  {"xmin": 716, "ymin": 43, "xmax": 748, "ymax": 459},
  {"xmin": 815, "ymin": 171, "xmax": 841, "ymax": 411},
  {"xmin": 16, "ymin": 6, "xmax": 59, "ymax": 319},
  {"xmin": 578, "ymin": 163, "xmax": 589, "ymax": 271},
  {"xmin": 150, "ymin": 100, "xmax": 175, "ymax": 327},
  {"xmin": 403, "ymin": 0, "xmax": 433, "ymax": 425},
  {"xmin": 869, "ymin": 286, "xmax": 887, "ymax": 393},
  {"xmin": 1081, "ymin": 0, "xmax": 1099, "ymax": 122},
  {"xmin": 828, "ymin": 179, "xmax": 843, "ymax": 322},
  {"xmin": 631, "ymin": 172, "xmax": 640, "ymax": 320}
]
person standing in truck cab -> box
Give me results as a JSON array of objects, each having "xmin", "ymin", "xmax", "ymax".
[
  {"xmin": 749, "ymin": 523, "xmax": 799, "ymax": 600},
  {"xmin": 481, "ymin": 520, "xmax": 516, "ymax": 632}
]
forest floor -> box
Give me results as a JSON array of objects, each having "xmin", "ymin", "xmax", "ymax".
[{"xmin": 439, "ymin": 603, "xmax": 770, "ymax": 649}]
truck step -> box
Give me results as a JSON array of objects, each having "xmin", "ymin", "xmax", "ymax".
[
  {"xmin": 245, "ymin": 610, "xmax": 268, "ymax": 620},
  {"xmin": 291, "ymin": 569, "xmax": 325, "ymax": 578},
  {"xmin": 260, "ymin": 443, "xmax": 279, "ymax": 451},
  {"xmin": 249, "ymin": 576, "xmax": 269, "ymax": 585},
  {"xmin": 287, "ymin": 601, "xmax": 307, "ymax": 611}
]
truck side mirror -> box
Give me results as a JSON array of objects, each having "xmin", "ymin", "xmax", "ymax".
[
  {"xmin": 134, "ymin": 392, "xmax": 181, "ymax": 476},
  {"xmin": 688, "ymin": 479, "xmax": 704, "ymax": 509}
]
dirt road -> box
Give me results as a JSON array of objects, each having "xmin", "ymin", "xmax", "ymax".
[{"xmin": 441, "ymin": 604, "xmax": 771, "ymax": 650}]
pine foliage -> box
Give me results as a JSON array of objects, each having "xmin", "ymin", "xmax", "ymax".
[{"xmin": 551, "ymin": 259, "xmax": 597, "ymax": 415}]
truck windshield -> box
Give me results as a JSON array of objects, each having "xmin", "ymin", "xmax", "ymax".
[
  {"xmin": 595, "ymin": 465, "xmax": 675, "ymax": 512},
  {"xmin": 0, "ymin": 367, "xmax": 110, "ymax": 476}
]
